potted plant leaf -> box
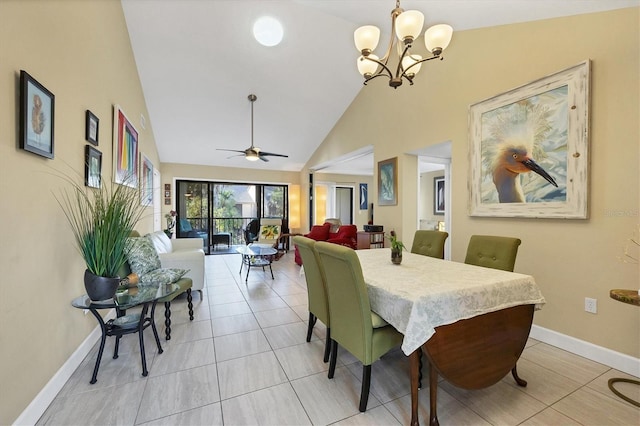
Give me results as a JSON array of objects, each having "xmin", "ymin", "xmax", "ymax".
[{"xmin": 56, "ymin": 174, "xmax": 146, "ymax": 300}]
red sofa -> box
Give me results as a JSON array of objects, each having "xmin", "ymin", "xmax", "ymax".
[{"xmin": 294, "ymin": 222, "xmax": 358, "ymax": 266}]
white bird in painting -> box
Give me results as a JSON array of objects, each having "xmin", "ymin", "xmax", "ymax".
[
  {"xmin": 491, "ymin": 141, "xmax": 558, "ymax": 203},
  {"xmin": 485, "ymin": 101, "xmax": 559, "ymax": 203}
]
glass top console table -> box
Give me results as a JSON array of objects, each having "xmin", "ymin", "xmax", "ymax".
[{"xmin": 72, "ymin": 283, "xmax": 179, "ymax": 384}]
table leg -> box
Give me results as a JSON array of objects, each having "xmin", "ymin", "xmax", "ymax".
[
  {"xmin": 138, "ymin": 303, "xmax": 149, "ymax": 377},
  {"xmin": 150, "ymin": 301, "xmax": 163, "ymax": 354},
  {"xmin": 409, "ymin": 349, "xmax": 420, "ymax": 426},
  {"xmin": 268, "ymin": 262, "xmax": 274, "ymax": 279},
  {"xmin": 428, "ymin": 360, "xmax": 439, "ymax": 426},
  {"xmin": 608, "ymin": 377, "xmax": 640, "ymax": 407},
  {"xmin": 87, "ymin": 308, "xmax": 107, "ymax": 385}
]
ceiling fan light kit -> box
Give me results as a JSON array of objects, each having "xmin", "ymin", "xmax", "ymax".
[
  {"xmin": 217, "ymin": 94, "xmax": 289, "ymax": 163},
  {"xmin": 354, "ymin": 0, "xmax": 453, "ymax": 89}
]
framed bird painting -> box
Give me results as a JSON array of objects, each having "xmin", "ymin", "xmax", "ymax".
[
  {"xmin": 468, "ymin": 60, "xmax": 590, "ymax": 219},
  {"xmin": 19, "ymin": 70, "xmax": 55, "ymax": 159}
]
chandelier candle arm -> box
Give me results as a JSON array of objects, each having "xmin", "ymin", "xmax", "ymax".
[{"xmin": 353, "ymin": 0, "xmax": 453, "ymax": 89}]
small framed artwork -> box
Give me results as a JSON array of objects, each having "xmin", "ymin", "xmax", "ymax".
[
  {"xmin": 164, "ymin": 190, "xmax": 171, "ymax": 197},
  {"xmin": 434, "ymin": 176, "xmax": 445, "ymax": 215},
  {"xmin": 164, "ymin": 198, "xmax": 171, "ymax": 205},
  {"xmin": 85, "ymin": 110, "xmax": 99, "ymax": 145},
  {"xmin": 85, "ymin": 145, "xmax": 102, "ymax": 189},
  {"xmin": 468, "ymin": 60, "xmax": 590, "ymax": 219},
  {"xmin": 164, "ymin": 183, "xmax": 171, "ymax": 191},
  {"xmin": 19, "ymin": 70, "xmax": 55, "ymax": 159},
  {"xmin": 359, "ymin": 183, "xmax": 368, "ymax": 210},
  {"xmin": 113, "ymin": 104, "xmax": 139, "ymax": 187},
  {"xmin": 378, "ymin": 157, "xmax": 397, "ymax": 206},
  {"xmin": 140, "ymin": 153, "xmax": 153, "ymax": 206}
]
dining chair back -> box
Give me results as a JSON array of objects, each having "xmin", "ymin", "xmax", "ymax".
[
  {"xmin": 411, "ymin": 230, "xmax": 449, "ymax": 259},
  {"xmin": 464, "ymin": 235, "xmax": 522, "ymax": 272},
  {"xmin": 292, "ymin": 236, "xmax": 331, "ymax": 362},
  {"xmin": 315, "ymin": 241, "xmax": 403, "ymax": 412}
]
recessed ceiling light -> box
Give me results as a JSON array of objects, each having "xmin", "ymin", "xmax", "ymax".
[{"xmin": 253, "ymin": 16, "xmax": 283, "ymax": 47}]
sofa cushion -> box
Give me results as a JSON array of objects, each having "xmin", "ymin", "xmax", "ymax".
[
  {"xmin": 334, "ymin": 225, "xmax": 357, "ymax": 240},
  {"xmin": 306, "ymin": 223, "xmax": 330, "ymax": 241},
  {"xmin": 146, "ymin": 231, "xmax": 173, "ymax": 254},
  {"xmin": 140, "ymin": 267, "xmax": 189, "ymax": 284},
  {"xmin": 126, "ymin": 237, "xmax": 161, "ymax": 276}
]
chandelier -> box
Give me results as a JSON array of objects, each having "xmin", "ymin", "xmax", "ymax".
[{"xmin": 354, "ymin": 0, "xmax": 453, "ymax": 89}]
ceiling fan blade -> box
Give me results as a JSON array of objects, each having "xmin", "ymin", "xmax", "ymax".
[
  {"xmin": 217, "ymin": 149, "xmax": 246, "ymax": 154},
  {"xmin": 225, "ymin": 154, "xmax": 245, "ymax": 159},
  {"xmin": 258, "ymin": 151, "xmax": 289, "ymax": 158},
  {"xmin": 259, "ymin": 156, "xmax": 269, "ymax": 162}
]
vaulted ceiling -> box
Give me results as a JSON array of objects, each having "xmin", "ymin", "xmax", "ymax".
[{"xmin": 121, "ymin": 0, "xmax": 636, "ymax": 175}]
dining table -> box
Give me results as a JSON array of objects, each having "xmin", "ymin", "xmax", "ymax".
[{"xmin": 356, "ymin": 248, "xmax": 546, "ymax": 426}]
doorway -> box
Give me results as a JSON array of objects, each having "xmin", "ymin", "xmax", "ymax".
[{"xmin": 335, "ymin": 187, "xmax": 354, "ymax": 225}]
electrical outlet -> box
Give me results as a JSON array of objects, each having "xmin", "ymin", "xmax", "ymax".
[{"xmin": 585, "ymin": 297, "xmax": 597, "ymax": 314}]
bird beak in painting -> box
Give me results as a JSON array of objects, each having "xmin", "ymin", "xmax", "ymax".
[{"xmin": 521, "ymin": 158, "xmax": 558, "ymax": 187}]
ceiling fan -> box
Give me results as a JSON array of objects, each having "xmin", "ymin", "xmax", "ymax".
[{"xmin": 217, "ymin": 94, "xmax": 289, "ymax": 162}]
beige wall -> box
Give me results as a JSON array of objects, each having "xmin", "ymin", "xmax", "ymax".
[
  {"xmin": 307, "ymin": 8, "xmax": 640, "ymax": 358},
  {"xmin": 0, "ymin": 1, "xmax": 158, "ymax": 423}
]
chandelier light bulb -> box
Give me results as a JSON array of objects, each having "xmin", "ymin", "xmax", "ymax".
[
  {"xmin": 357, "ymin": 54, "xmax": 380, "ymax": 76},
  {"xmin": 402, "ymin": 54, "xmax": 422, "ymax": 77},
  {"xmin": 395, "ymin": 10, "xmax": 424, "ymax": 42},
  {"xmin": 354, "ymin": 25, "xmax": 380, "ymax": 54},
  {"xmin": 424, "ymin": 24, "xmax": 453, "ymax": 55}
]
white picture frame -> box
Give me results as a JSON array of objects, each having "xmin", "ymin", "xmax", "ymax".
[{"xmin": 468, "ymin": 60, "xmax": 590, "ymax": 219}]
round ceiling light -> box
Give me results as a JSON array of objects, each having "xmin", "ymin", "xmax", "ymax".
[{"xmin": 253, "ymin": 16, "xmax": 283, "ymax": 47}]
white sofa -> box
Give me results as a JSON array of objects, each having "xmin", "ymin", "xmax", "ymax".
[{"xmin": 146, "ymin": 231, "xmax": 205, "ymax": 294}]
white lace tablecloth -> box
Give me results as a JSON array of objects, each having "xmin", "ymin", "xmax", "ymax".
[{"xmin": 356, "ymin": 249, "xmax": 546, "ymax": 355}]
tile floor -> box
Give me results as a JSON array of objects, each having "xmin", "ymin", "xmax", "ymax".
[{"xmin": 38, "ymin": 254, "xmax": 639, "ymax": 425}]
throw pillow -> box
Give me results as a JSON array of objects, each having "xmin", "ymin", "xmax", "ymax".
[
  {"xmin": 259, "ymin": 224, "xmax": 280, "ymax": 240},
  {"xmin": 126, "ymin": 237, "xmax": 161, "ymax": 276},
  {"xmin": 140, "ymin": 268, "xmax": 189, "ymax": 284},
  {"xmin": 145, "ymin": 231, "xmax": 172, "ymax": 254},
  {"xmin": 306, "ymin": 223, "xmax": 330, "ymax": 241}
]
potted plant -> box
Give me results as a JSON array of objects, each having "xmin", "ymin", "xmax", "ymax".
[
  {"xmin": 56, "ymin": 175, "xmax": 146, "ymax": 300},
  {"xmin": 388, "ymin": 230, "xmax": 406, "ymax": 265}
]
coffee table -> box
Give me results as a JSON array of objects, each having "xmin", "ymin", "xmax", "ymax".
[{"xmin": 236, "ymin": 244, "xmax": 277, "ymax": 282}]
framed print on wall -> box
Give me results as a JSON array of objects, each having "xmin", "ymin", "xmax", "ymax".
[
  {"xmin": 85, "ymin": 145, "xmax": 102, "ymax": 189},
  {"xmin": 85, "ymin": 110, "xmax": 99, "ymax": 145},
  {"xmin": 378, "ymin": 157, "xmax": 397, "ymax": 206},
  {"xmin": 19, "ymin": 70, "xmax": 54, "ymax": 159},
  {"xmin": 434, "ymin": 176, "xmax": 445, "ymax": 215},
  {"xmin": 468, "ymin": 60, "xmax": 590, "ymax": 219},
  {"xmin": 113, "ymin": 105, "xmax": 139, "ymax": 187},
  {"xmin": 140, "ymin": 153, "xmax": 153, "ymax": 206},
  {"xmin": 359, "ymin": 183, "xmax": 368, "ymax": 210}
]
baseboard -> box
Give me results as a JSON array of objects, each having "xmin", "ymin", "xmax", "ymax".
[
  {"xmin": 14, "ymin": 310, "xmax": 115, "ymax": 426},
  {"xmin": 530, "ymin": 325, "xmax": 640, "ymax": 378}
]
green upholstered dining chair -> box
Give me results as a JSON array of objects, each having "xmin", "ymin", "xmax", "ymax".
[
  {"xmin": 315, "ymin": 241, "xmax": 404, "ymax": 412},
  {"xmin": 464, "ymin": 235, "xmax": 522, "ymax": 272},
  {"xmin": 410, "ymin": 230, "xmax": 449, "ymax": 259},
  {"xmin": 292, "ymin": 236, "xmax": 331, "ymax": 363}
]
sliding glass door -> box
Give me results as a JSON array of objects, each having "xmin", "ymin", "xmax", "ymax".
[{"xmin": 176, "ymin": 180, "xmax": 289, "ymax": 254}]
